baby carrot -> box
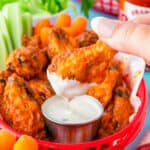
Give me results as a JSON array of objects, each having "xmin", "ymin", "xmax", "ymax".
[
  {"xmin": 64, "ymin": 16, "xmax": 88, "ymax": 37},
  {"xmin": 71, "ymin": 16, "xmax": 88, "ymax": 36},
  {"xmin": 40, "ymin": 27, "xmax": 51, "ymax": 47},
  {"xmin": 13, "ymin": 135, "xmax": 38, "ymax": 150},
  {"xmin": 34, "ymin": 18, "xmax": 51, "ymax": 35},
  {"xmin": 63, "ymin": 27, "xmax": 75, "ymax": 37},
  {"xmin": 0, "ymin": 129, "xmax": 16, "ymax": 150},
  {"xmin": 55, "ymin": 13, "xmax": 72, "ymax": 28}
]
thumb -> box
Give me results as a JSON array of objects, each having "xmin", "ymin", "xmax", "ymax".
[{"xmin": 91, "ymin": 17, "xmax": 150, "ymax": 65}]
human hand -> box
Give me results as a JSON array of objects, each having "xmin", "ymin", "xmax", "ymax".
[{"xmin": 91, "ymin": 14, "xmax": 150, "ymax": 65}]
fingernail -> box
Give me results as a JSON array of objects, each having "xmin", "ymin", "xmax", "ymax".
[{"xmin": 91, "ymin": 17, "xmax": 118, "ymax": 38}]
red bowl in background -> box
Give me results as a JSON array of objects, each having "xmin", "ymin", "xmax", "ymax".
[{"xmin": 0, "ymin": 79, "xmax": 148, "ymax": 150}]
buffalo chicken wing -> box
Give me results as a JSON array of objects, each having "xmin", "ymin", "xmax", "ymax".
[
  {"xmin": 47, "ymin": 27, "xmax": 79, "ymax": 59},
  {"xmin": 6, "ymin": 47, "xmax": 48, "ymax": 80},
  {"xmin": 48, "ymin": 40, "xmax": 116, "ymax": 83},
  {"xmin": 0, "ymin": 74, "xmax": 46, "ymax": 139}
]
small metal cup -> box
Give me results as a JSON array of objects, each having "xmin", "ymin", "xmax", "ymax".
[
  {"xmin": 41, "ymin": 95, "xmax": 103, "ymax": 144},
  {"xmin": 43, "ymin": 115, "xmax": 101, "ymax": 143}
]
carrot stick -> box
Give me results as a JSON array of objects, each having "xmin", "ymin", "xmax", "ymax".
[
  {"xmin": 0, "ymin": 129, "xmax": 16, "ymax": 150},
  {"xmin": 55, "ymin": 13, "xmax": 71, "ymax": 28},
  {"xmin": 63, "ymin": 27, "xmax": 75, "ymax": 37},
  {"xmin": 34, "ymin": 18, "xmax": 51, "ymax": 35},
  {"xmin": 40, "ymin": 27, "xmax": 51, "ymax": 47},
  {"xmin": 64, "ymin": 16, "xmax": 88, "ymax": 37},
  {"xmin": 71, "ymin": 16, "xmax": 88, "ymax": 36}
]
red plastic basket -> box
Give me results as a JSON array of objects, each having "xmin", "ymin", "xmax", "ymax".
[{"xmin": 0, "ymin": 79, "xmax": 148, "ymax": 150}]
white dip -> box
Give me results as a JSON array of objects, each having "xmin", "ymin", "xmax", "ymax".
[{"xmin": 42, "ymin": 95, "xmax": 104, "ymax": 124}]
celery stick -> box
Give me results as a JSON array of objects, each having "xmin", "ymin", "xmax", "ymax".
[
  {"xmin": 22, "ymin": 13, "xmax": 32, "ymax": 36},
  {"xmin": 0, "ymin": 12, "xmax": 13, "ymax": 54},
  {"xmin": 3, "ymin": 3, "xmax": 23, "ymax": 49},
  {"xmin": 0, "ymin": 29, "xmax": 8, "ymax": 70}
]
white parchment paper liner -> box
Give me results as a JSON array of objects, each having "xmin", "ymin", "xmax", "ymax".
[
  {"xmin": 47, "ymin": 71, "xmax": 96, "ymax": 100},
  {"xmin": 114, "ymin": 52, "xmax": 145, "ymax": 121},
  {"xmin": 47, "ymin": 52, "xmax": 145, "ymax": 121}
]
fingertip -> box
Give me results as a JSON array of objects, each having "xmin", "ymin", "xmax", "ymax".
[
  {"xmin": 91, "ymin": 17, "xmax": 105, "ymax": 36},
  {"xmin": 91, "ymin": 17, "xmax": 120, "ymax": 38}
]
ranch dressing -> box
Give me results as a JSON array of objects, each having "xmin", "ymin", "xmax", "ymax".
[{"xmin": 42, "ymin": 95, "xmax": 104, "ymax": 124}]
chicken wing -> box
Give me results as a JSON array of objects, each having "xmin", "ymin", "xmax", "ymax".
[
  {"xmin": 28, "ymin": 78, "xmax": 54, "ymax": 105},
  {"xmin": 98, "ymin": 86, "xmax": 133, "ymax": 138},
  {"xmin": 47, "ymin": 27, "xmax": 79, "ymax": 59},
  {"xmin": 87, "ymin": 61, "xmax": 122, "ymax": 107},
  {"xmin": 113, "ymin": 86, "xmax": 133, "ymax": 128},
  {"xmin": 98, "ymin": 103, "xmax": 115, "ymax": 138},
  {"xmin": 0, "ymin": 70, "xmax": 12, "ymax": 99},
  {"xmin": 48, "ymin": 40, "xmax": 116, "ymax": 83},
  {"xmin": 22, "ymin": 34, "xmax": 41, "ymax": 49},
  {"xmin": 0, "ymin": 74, "xmax": 46, "ymax": 139},
  {"xmin": 76, "ymin": 30, "xmax": 98, "ymax": 47},
  {"xmin": 6, "ymin": 46, "xmax": 49, "ymax": 80}
]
